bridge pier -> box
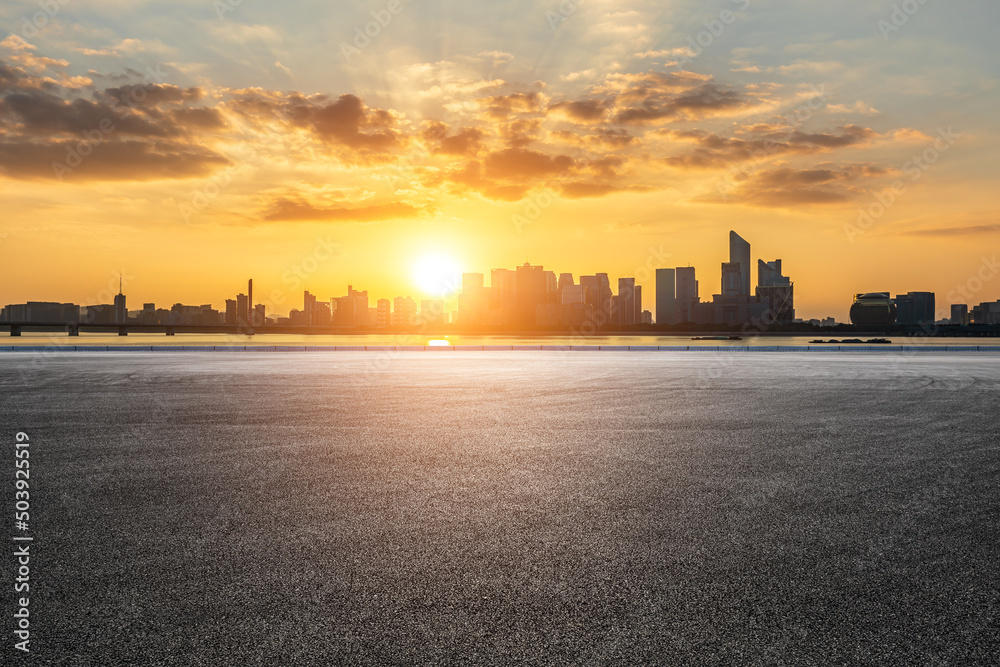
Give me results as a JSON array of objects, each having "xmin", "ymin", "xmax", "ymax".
[
  {"xmin": 118, "ymin": 326, "xmax": 128, "ymax": 336},
  {"xmin": 165, "ymin": 327, "xmax": 175, "ymax": 336},
  {"xmin": 10, "ymin": 325, "xmax": 21, "ymax": 337},
  {"xmin": 67, "ymin": 323, "xmax": 80, "ymax": 336}
]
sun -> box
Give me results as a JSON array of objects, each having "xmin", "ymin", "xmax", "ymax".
[{"xmin": 412, "ymin": 254, "xmax": 462, "ymax": 297}]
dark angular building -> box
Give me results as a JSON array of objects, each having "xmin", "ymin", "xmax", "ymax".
[{"xmin": 894, "ymin": 292, "xmax": 935, "ymax": 326}]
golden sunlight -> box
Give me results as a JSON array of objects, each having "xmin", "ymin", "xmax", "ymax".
[{"xmin": 412, "ymin": 254, "xmax": 463, "ymax": 297}]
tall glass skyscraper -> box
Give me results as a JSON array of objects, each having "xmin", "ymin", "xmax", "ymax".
[
  {"xmin": 729, "ymin": 231, "xmax": 751, "ymax": 297},
  {"xmin": 655, "ymin": 268, "xmax": 675, "ymax": 325}
]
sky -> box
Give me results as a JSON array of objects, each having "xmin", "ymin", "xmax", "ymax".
[{"xmin": 2, "ymin": 0, "xmax": 999, "ymax": 320}]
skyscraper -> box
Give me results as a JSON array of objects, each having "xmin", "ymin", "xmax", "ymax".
[
  {"xmin": 376, "ymin": 299, "xmax": 391, "ymax": 327},
  {"xmin": 392, "ymin": 297, "xmax": 417, "ymax": 326},
  {"xmin": 756, "ymin": 259, "xmax": 794, "ymax": 323},
  {"xmin": 729, "ymin": 231, "xmax": 751, "ymax": 297},
  {"xmin": 675, "ymin": 267, "xmax": 698, "ymax": 324},
  {"xmin": 721, "ymin": 262, "xmax": 742, "ymax": 297},
  {"xmin": 236, "ymin": 293, "xmax": 249, "ymax": 326},
  {"xmin": 114, "ymin": 276, "xmax": 127, "ymax": 324},
  {"xmin": 655, "ymin": 268, "xmax": 676, "ymax": 325},
  {"xmin": 515, "ymin": 263, "xmax": 547, "ymax": 327},
  {"xmin": 459, "ymin": 273, "xmax": 486, "ymax": 327},
  {"xmin": 303, "ymin": 291, "xmax": 317, "ymax": 326},
  {"xmin": 490, "ymin": 268, "xmax": 516, "ymax": 326},
  {"xmin": 580, "ymin": 273, "xmax": 612, "ymax": 324},
  {"xmin": 618, "ymin": 278, "xmax": 636, "ymax": 325},
  {"xmin": 894, "ymin": 292, "xmax": 935, "ymax": 326}
]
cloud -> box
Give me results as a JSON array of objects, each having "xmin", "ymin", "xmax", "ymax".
[
  {"xmin": 548, "ymin": 99, "xmax": 607, "ymax": 122},
  {"xmin": 478, "ymin": 91, "xmax": 545, "ymax": 119},
  {"xmin": 263, "ymin": 197, "xmax": 423, "ymax": 222},
  {"xmin": 903, "ymin": 224, "xmax": 1000, "ymax": 237},
  {"xmin": 420, "ymin": 122, "xmax": 484, "ymax": 156},
  {"xmin": 696, "ymin": 165, "xmax": 882, "ymax": 208},
  {"xmin": 663, "ymin": 125, "xmax": 879, "ymax": 169},
  {"xmin": 0, "ymin": 140, "xmax": 229, "ymax": 182}
]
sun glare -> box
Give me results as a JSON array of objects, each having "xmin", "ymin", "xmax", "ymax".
[{"xmin": 413, "ymin": 254, "xmax": 462, "ymax": 296}]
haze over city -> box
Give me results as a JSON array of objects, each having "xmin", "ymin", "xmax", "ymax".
[{"xmin": 2, "ymin": 1, "xmax": 1000, "ymax": 321}]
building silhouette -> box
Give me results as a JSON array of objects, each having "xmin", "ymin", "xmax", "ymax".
[
  {"xmin": 756, "ymin": 259, "xmax": 794, "ymax": 323},
  {"xmin": 894, "ymin": 292, "xmax": 935, "ymax": 326},
  {"xmin": 675, "ymin": 267, "xmax": 698, "ymax": 324},
  {"xmin": 655, "ymin": 268, "xmax": 675, "ymax": 325},
  {"xmin": 729, "ymin": 231, "xmax": 751, "ymax": 297}
]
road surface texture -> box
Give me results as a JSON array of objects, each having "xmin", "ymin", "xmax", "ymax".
[{"xmin": 1, "ymin": 352, "xmax": 997, "ymax": 665}]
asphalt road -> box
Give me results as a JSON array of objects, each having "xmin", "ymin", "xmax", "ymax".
[{"xmin": 1, "ymin": 352, "xmax": 998, "ymax": 665}]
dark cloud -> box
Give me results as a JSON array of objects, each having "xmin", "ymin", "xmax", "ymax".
[
  {"xmin": 99, "ymin": 84, "xmax": 204, "ymax": 108},
  {"xmin": 421, "ymin": 122, "xmax": 484, "ymax": 156},
  {"xmin": 549, "ymin": 99, "xmax": 607, "ymax": 122},
  {"xmin": 0, "ymin": 139, "xmax": 229, "ymax": 181},
  {"xmin": 1, "ymin": 90, "xmax": 178, "ymax": 137},
  {"xmin": 615, "ymin": 81, "xmax": 747, "ymax": 124},
  {"xmin": 263, "ymin": 197, "xmax": 423, "ymax": 222},
  {"xmin": 696, "ymin": 166, "xmax": 874, "ymax": 208},
  {"xmin": 282, "ymin": 93, "xmax": 402, "ymax": 151},
  {"xmin": 483, "ymin": 147, "xmax": 574, "ymax": 180},
  {"xmin": 664, "ymin": 126, "xmax": 880, "ymax": 169}
]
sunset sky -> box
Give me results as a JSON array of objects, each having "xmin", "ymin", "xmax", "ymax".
[{"xmin": 2, "ymin": 0, "xmax": 999, "ymax": 320}]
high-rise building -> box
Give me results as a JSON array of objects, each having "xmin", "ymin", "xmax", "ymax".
[
  {"xmin": 580, "ymin": 273, "xmax": 612, "ymax": 325},
  {"xmin": 951, "ymin": 304, "xmax": 969, "ymax": 325},
  {"xmin": 972, "ymin": 300, "xmax": 1000, "ymax": 325},
  {"xmin": 392, "ymin": 297, "xmax": 417, "ymax": 326},
  {"xmin": 376, "ymin": 299, "xmax": 391, "ymax": 328},
  {"xmin": 459, "ymin": 273, "xmax": 486, "ymax": 327},
  {"xmin": 515, "ymin": 263, "xmax": 547, "ymax": 327},
  {"xmin": 304, "ymin": 291, "xmax": 317, "ymax": 325},
  {"xmin": 114, "ymin": 280, "xmax": 127, "ymax": 324},
  {"xmin": 236, "ymin": 293, "xmax": 249, "ymax": 326},
  {"xmin": 0, "ymin": 302, "xmax": 80, "ymax": 323},
  {"xmin": 561, "ymin": 284, "xmax": 586, "ymax": 305},
  {"xmin": 756, "ymin": 259, "xmax": 794, "ymax": 323},
  {"xmin": 617, "ymin": 278, "xmax": 636, "ymax": 325},
  {"xmin": 675, "ymin": 267, "xmax": 698, "ymax": 324},
  {"xmin": 894, "ymin": 292, "xmax": 935, "ymax": 326},
  {"xmin": 544, "ymin": 270, "xmax": 558, "ymax": 302},
  {"xmin": 721, "ymin": 262, "xmax": 742, "ymax": 297},
  {"xmin": 655, "ymin": 268, "xmax": 676, "ymax": 325},
  {"xmin": 254, "ymin": 304, "xmax": 266, "ymax": 327},
  {"xmin": 225, "ymin": 299, "xmax": 237, "ymax": 325},
  {"xmin": 490, "ymin": 268, "xmax": 516, "ymax": 326},
  {"xmin": 729, "ymin": 231, "xmax": 751, "ymax": 297}
]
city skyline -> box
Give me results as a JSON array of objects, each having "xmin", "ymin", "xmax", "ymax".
[
  {"xmin": 2, "ymin": 3, "xmax": 1000, "ymax": 320},
  {"xmin": 7, "ymin": 227, "xmax": 1000, "ymax": 330}
]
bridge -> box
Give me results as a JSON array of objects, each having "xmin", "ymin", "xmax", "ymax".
[{"xmin": 0, "ymin": 323, "xmax": 376, "ymax": 337}]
